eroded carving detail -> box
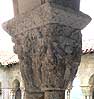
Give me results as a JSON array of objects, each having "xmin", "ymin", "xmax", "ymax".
[
  {"xmin": 13, "ymin": 24, "xmax": 82, "ymax": 92},
  {"xmin": 2, "ymin": 2, "xmax": 91, "ymax": 99}
]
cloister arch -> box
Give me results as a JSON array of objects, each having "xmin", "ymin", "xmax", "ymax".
[
  {"xmin": 12, "ymin": 79, "xmax": 21, "ymax": 99},
  {"xmin": 89, "ymin": 74, "xmax": 94, "ymax": 99}
]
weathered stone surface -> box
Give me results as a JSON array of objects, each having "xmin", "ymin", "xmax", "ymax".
[
  {"xmin": 17, "ymin": 24, "xmax": 82, "ymax": 90},
  {"xmin": 44, "ymin": 90, "xmax": 65, "ymax": 99},
  {"xmin": 47, "ymin": 0, "xmax": 80, "ymax": 11},
  {"xmin": 3, "ymin": 2, "xmax": 91, "ymax": 99},
  {"xmin": 4, "ymin": 23, "xmax": 82, "ymax": 91},
  {"xmin": 3, "ymin": 3, "xmax": 91, "ymax": 34},
  {"xmin": 24, "ymin": 92, "xmax": 43, "ymax": 99}
]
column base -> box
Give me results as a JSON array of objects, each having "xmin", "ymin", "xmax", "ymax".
[
  {"xmin": 25, "ymin": 92, "xmax": 44, "ymax": 99},
  {"xmin": 44, "ymin": 89, "xmax": 65, "ymax": 99}
]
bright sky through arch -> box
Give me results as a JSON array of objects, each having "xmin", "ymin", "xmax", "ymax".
[
  {"xmin": 0, "ymin": 0, "xmax": 94, "ymax": 52},
  {"xmin": 0, "ymin": 0, "xmax": 14, "ymax": 52},
  {"xmin": 80, "ymin": 0, "xmax": 94, "ymax": 40}
]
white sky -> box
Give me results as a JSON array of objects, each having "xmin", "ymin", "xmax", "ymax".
[
  {"xmin": 80, "ymin": 0, "xmax": 94, "ymax": 40},
  {"xmin": 0, "ymin": 0, "xmax": 14, "ymax": 52}
]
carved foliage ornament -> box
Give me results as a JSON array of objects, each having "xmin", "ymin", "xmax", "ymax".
[{"xmin": 2, "ymin": 3, "xmax": 91, "ymax": 93}]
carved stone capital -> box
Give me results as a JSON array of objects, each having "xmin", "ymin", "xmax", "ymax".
[{"xmin": 3, "ymin": 2, "xmax": 91, "ymax": 99}]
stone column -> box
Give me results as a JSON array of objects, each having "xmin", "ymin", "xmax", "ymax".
[
  {"xmin": 21, "ymin": 88, "xmax": 25, "ymax": 99},
  {"xmin": 81, "ymin": 86, "xmax": 91, "ymax": 99},
  {"xmin": 66, "ymin": 89, "xmax": 71, "ymax": 99},
  {"xmin": 66, "ymin": 82, "xmax": 72, "ymax": 99},
  {"xmin": 3, "ymin": 1, "xmax": 91, "ymax": 99},
  {"xmin": 10, "ymin": 89, "xmax": 15, "ymax": 99}
]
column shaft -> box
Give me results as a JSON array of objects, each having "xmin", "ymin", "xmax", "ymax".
[
  {"xmin": 25, "ymin": 92, "xmax": 44, "ymax": 99},
  {"xmin": 44, "ymin": 90, "xmax": 65, "ymax": 99}
]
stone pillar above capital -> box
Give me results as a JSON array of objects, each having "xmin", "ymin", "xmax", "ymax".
[{"xmin": 3, "ymin": 2, "xmax": 91, "ymax": 34}]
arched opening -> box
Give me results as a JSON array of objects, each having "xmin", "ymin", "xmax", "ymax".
[
  {"xmin": 89, "ymin": 74, "xmax": 94, "ymax": 99},
  {"xmin": 13, "ymin": 79, "xmax": 21, "ymax": 99}
]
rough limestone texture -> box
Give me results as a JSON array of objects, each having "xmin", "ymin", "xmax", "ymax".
[
  {"xmin": 3, "ymin": 2, "xmax": 91, "ymax": 99},
  {"xmin": 17, "ymin": 0, "xmax": 80, "ymax": 14},
  {"xmin": 46, "ymin": 0, "xmax": 80, "ymax": 11},
  {"xmin": 44, "ymin": 90, "xmax": 65, "ymax": 99}
]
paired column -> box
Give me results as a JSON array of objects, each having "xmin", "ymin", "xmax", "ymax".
[
  {"xmin": 10, "ymin": 88, "xmax": 25, "ymax": 99},
  {"xmin": 84, "ymin": 95, "xmax": 92, "ymax": 99},
  {"xmin": 66, "ymin": 89, "xmax": 71, "ymax": 99},
  {"xmin": 21, "ymin": 88, "xmax": 25, "ymax": 99},
  {"xmin": 81, "ymin": 86, "xmax": 92, "ymax": 99},
  {"xmin": 10, "ymin": 89, "xmax": 15, "ymax": 99}
]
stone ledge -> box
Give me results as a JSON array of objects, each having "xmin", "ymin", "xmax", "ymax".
[
  {"xmin": 41, "ymin": 88, "xmax": 66, "ymax": 91},
  {"xmin": 2, "ymin": 2, "xmax": 91, "ymax": 36}
]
